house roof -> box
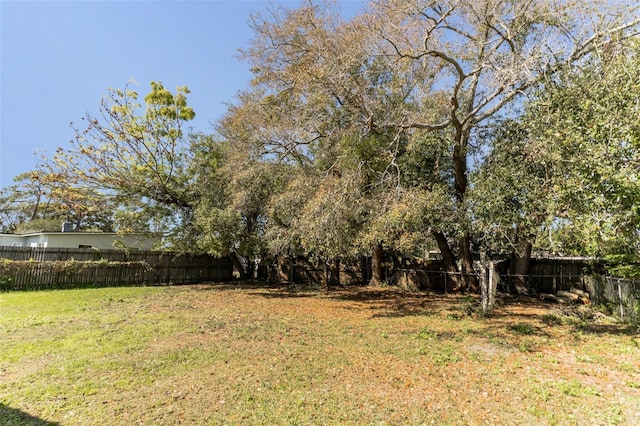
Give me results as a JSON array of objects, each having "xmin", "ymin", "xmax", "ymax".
[{"xmin": 1, "ymin": 232, "xmax": 150, "ymax": 237}]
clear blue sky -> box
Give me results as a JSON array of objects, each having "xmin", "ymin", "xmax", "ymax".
[{"xmin": 0, "ymin": 0, "xmax": 365, "ymax": 189}]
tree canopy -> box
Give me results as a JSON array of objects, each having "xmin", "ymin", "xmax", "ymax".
[
  {"xmin": 2, "ymin": 1, "xmax": 639, "ymax": 288},
  {"xmin": 37, "ymin": 81, "xmax": 197, "ymax": 237},
  {"xmin": 216, "ymin": 0, "xmax": 640, "ymax": 288}
]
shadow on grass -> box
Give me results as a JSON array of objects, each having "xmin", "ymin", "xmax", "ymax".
[
  {"xmin": 573, "ymin": 323, "xmax": 639, "ymax": 337},
  {"xmin": 327, "ymin": 287, "xmax": 481, "ymax": 318},
  {"xmin": 195, "ymin": 281, "xmax": 639, "ymax": 337},
  {"xmin": 195, "ymin": 280, "xmax": 328, "ymax": 298},
  {"xmin": 329, "ymin": 287, "xmax": 640, "ymax": 338},
  {"xmin": 0, "ymin": 404, "xmax": 59, "ymax": 425},
  {"xmin": 193, "ymin": 280, "xmax": 284, "ymax": 291}
]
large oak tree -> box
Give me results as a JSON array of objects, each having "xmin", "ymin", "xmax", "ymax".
[{"xmin": 224, "ymin": 0, "xmax": 640, "ymax": 288}]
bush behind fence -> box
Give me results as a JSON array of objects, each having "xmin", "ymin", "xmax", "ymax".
[{"xmin": 0, "ymin": 247, "xmax": 234, "ymax": 291}]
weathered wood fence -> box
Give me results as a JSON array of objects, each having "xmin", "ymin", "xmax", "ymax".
[
  {"xmin": 263, "ymin": 254, "xmax": 638, "ymax": 321},
  {"xmin": 0, "ymin": 247, "xmax": 233, "ymax": 290},
  {"xmin": 261, "ymin": 256, "xmax": 374, "ymax": 287},
  {"xmin": 585, "ymin": 275, "xmax": 639, "ymax": 322},
  {"xmin": 263, "ymin": 255, "xmax": 595, "ymax": 292},
  {"xmin": 521, "ymin": 257, "xmax": 590, "ymax": 293}
]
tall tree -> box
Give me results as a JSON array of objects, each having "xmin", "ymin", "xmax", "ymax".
[
  {"xmin": 470, "ymin": 119, "xmax": 556, "ymax": 294},
  {"xmin": 0, "ymin": 171, "xmax": 115, "ymax": 233},
  {"xmin": 42, "ymin": 81, "xmax": 196, "ymax": 236},
  {"xmin": 470, "ymin": 38, "xmax": 640, "ymax": 294},
  {"xmin": 366, "ymin": 0, "xmax": 640, "ymax": 289},
  {"xmin": 0, "ymin": 172, "xmax": 45, "ymax": 233},
  {"xmin": 223, "ymin": 2, "xmax": 428, "ymax": 283},
  {"xmin": 524, "ymin": 39, "xmax": 640, "ymax": 256},
  {"xmin": 189, "ymin": 134, "xmax": 289, "ymax": 277},
  {"xmin": 229, "ymin": 0, "xmax": 640, "ymax": 288}
]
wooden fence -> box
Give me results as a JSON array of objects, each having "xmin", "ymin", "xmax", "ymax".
[
  {"xmin": 0, "ymin": 247, "xmax": 233, "ymax": 291},
  {"xmin": 261, "ymin": 256, "xmax": 374, "ymax": 287},
  {"xmin": 261, "ymin": 254, "xmax": 598, "ymax": 293},
  {"xmin": 585, "ymin": 275, "xmax": 639, "ymax": 322},
  {"xmin": 526, "ymin": 257, "xmax": 591, "ymax": 293}
]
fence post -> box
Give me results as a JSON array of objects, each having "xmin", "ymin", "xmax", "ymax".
[
  {"xmin": 480, "ymin": 254, "xmax": 488, "ymax": 314},
  {"xmin": 488, "ymin": 260, "xmax": 496, "ymax": 313},
  {"xmin": 480, "ymin": 252, "xmax": 496, "ymax": 315},
  {"xmin": 165, "ymin": 254, "xmax": 171, "ymax": 284},
  {"xmin": 617, "ymin": 279, "xmax": 625, "ymax": 321}
]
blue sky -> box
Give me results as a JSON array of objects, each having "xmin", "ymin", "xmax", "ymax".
[{"xmin": 0, "ymin": 0, "xmax": 365, "ymax": 189}]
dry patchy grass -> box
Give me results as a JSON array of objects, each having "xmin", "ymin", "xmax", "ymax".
[{"xmin": 1, "ymin": 283, "xmax": 639, "ymax": 425}]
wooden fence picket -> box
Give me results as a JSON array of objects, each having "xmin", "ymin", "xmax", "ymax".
[{"xmin": 0, "ymin": 247, "xmax": 233, "ymax": 290}]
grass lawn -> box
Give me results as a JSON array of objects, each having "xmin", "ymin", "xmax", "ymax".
[{"xmin": 1, "ymin": 283, "xmax": 639, "ymax": 425}]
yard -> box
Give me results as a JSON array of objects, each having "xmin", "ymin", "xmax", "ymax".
[{"xmin": 1, "ymin": 283, "xmax": 639, "ymax": 425}]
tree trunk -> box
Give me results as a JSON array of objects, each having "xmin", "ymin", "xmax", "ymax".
[
  {"xmin": 459, "ymin": 234, "xmax": 478, "ymax": 292},
  {"xmin": 539, "ymin": 293, "xmax": 558, "ymax": 303},
  {"xmin": 74, "ymin": 214, "xmax": 84, "ymax": 232},
  {"xmin": 229, "ymin": 251, "xmax": 247, "ymax": 280},
  {"xmin": 557, "ymin": 290, "xmax": 581, "ymax": 302},
  {"xmin": 432, "ymin": 229, "xmax": 462, "ymax": 291},
  {"xmin": 369, "ymin": 243, "xmax": 384, "ymax": 286},
  {"xmin": 451, "ymin": 126, "xmax": 477, "ymax": 292},
  {"xmin": 327, "ymin": 257, "xmax": 340, "ymax": 287},
  {"xmin": 509, "ymin": 238, "xmax": 532, "ymax": 295},
  {"xmin": 480, "ymin": 252, "xmax": 498, "ymax": 315},
  {"xmin": 246, "ymin": 259, "xmax": 256, "ymax": 280}
]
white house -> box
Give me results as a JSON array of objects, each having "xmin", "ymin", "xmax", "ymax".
[{"xmin": 0, "ymin": 232, "xmax": 159, "ymax": 250}]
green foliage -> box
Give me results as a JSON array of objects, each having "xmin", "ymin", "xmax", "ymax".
[
  {"xmin": 0, "ymin": 171, "xmax": 116, "ymax": 233},
  {"xmin": 13, "ymin": 218, "xmax": 63, "ymax": 233},
  {"xmin": 508, "ymin": 323, "xmax": 535, "ymax": 335},
  {"xmin": 39, "ymin": 81, "xmax": 196, "ymax": 237},
  {"xmin": 296, "ymin": 173, "xmax": 371, "ymax": 258},
  {"xmin": 225, "ymin": 0, "xmax": 640, "ymax": 276},
  {"xmin": 0, "ymin": 258, "xmax": 152, "ymax": 291},
  {"xmin": 470, "ymin": 39, "xmax": 640, "ymax": 260},
  {"xmin": 541, "ymin": 314, "xmax": 563, "ymax": 326},
  {"xmin": 398, "ymin": 131, "xmax": 452, "ymax": 190},
  {"xmin": 523, "ymin": 40, "xmax": 640, "ymax": 256},
  {"xmin": 470, "ymin": 119, "xmax": 553, "ymax": 255},
  {"xmin": 361, "ymin": 186, "xmax": 453, "ymax": 255},
  {"xmin": 191, "ymin": 138, "xmax": 289, "ymax": 260},
  {"xmin": 557, "ymin": 380, "xmax": 600, "ymax": 397},
  {"xmin": 430, "ymin": 345, "xmax": 461, "ymax": 366},
  {"xmin": 602, "ymin": 254, "xmax": 640, "ymax": 279},
  {"xmin": 5, "ymin": 2, "xmax": 639, "ymax": 271}
]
